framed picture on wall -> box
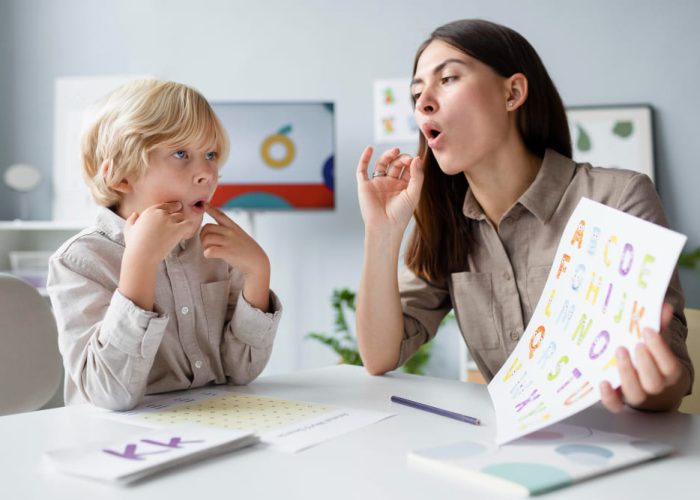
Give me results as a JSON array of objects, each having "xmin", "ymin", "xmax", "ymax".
[
  {"xmin": 211, "ymin": 102, "xmax": 335, "ymax": 210},
  {"xmin": 566, "ymin": 104, "xmax": 655, "ymax": 182},
  {"xmin": 373, "ymin": 77, "xmax": 419, "ymax": 144}
]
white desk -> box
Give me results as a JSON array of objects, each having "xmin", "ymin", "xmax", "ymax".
[{"xmin": 2, "ymin": 365, "xmax": 698, "ymax": 499}]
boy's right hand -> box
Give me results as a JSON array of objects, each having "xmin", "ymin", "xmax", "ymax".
[
  {"xmin": 356, "ymin": 146, "xmax": 424, "ymax": 237},
  {"xmin": 123, "ymin": 201, "xmax": 196, "ymax": 267}
]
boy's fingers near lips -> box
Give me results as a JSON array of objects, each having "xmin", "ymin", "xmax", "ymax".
[
  {"xmin": 205, "ymin": 203, "xmax": 235, "ymax": 227},
  {"xmin": 201, "ymin": 223, "xmax": 230, "ymax": 236},
  {"xmin": 201, "ymin": 232, "xmax": 227, "ymax": 247},
  {"xmin": 158, "ymin": 201, "xmax": 183, "ymax": 213}
]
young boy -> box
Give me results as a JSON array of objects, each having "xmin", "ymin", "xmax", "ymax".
[{"xmin": 47, "ymin": 80, "xmax": 282, "ymax": 411}]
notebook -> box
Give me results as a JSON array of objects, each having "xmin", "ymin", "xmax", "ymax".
[
  {"xmin": 44, "ymin": 423, "xmax": 259, "ymax": 485},
  {"xmin": 408, "ymin": 423, "xmax": 672, "ymax": 497}
]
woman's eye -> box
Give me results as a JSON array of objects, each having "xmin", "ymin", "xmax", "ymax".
[
  {"xmin": 441, "ymin": 76, "xmax": 457, "ymax": 84},
  {"xmin": 205, "ymin": 151, "xmax": 217, "ymax": 161},
  {"xmin": 174, "ymin": 150, "xmax": 188, "ymax": 159},
  {"xmin": 412, "ymin": 92, "xmax": 422, "ymax": 101}
]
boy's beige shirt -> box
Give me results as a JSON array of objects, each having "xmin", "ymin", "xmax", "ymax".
[
  {"xmin": 397, "ymin": 149, "xmax": 693, "ymax": 386},
  {"xmin": 47, "ymin": 207, "xmax": 282, "ymax": 410}
]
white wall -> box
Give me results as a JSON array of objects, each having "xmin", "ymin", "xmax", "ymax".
[{"xmin": 1, "ymin": 0, "xmax": 699, "ymax": 376}]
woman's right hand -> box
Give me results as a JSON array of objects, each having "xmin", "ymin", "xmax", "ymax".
[{"xmin": 356, "ymin": 146, "xmax": 424, "ymax": 234}]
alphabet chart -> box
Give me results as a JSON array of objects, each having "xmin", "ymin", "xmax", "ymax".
[{"xmin": 488, "ymin": 198, "xmax": 686, "ymax": 445}]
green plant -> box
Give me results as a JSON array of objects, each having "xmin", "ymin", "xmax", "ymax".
[
  {"xmin": 680, "ymin": 247, "xmax": 700, "ymax": 275},
  {"xmin": 306, "ymin": 288, "xmax": 433, "ymax": 375}
]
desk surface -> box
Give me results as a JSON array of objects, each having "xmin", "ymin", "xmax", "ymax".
[{"xmin": 2, "ymin": 365, "xmax": 698, "ymax": 499}]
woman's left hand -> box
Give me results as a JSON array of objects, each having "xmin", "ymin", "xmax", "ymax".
[{"xmin": 600, "ymin": 303, "xmax": 689, "ymax": 412}]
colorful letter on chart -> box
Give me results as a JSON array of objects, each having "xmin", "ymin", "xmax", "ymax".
[{"xmin": 487, "ymin": 197, "xmax": 686, "ymax": 445}]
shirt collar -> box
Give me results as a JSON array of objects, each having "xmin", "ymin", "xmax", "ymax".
[
  {"xmin": 94, "ymin": 206, "xmax": 126, "ymax": 246},
  {"xmin": 93, "ymin": 206, "xmax": 189, "ymax": 252},
  {"xmin": 462, "ymin": 149, "xmax": 576, "ymax": 223},
  {"xmin": 518, "ymin": 149, "xmax": 576, "ymax": 223}
]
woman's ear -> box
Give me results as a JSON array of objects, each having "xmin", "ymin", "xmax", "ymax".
[{"xmin": 505, "ymin": 73, "xmax": 529, "ymax": 111}]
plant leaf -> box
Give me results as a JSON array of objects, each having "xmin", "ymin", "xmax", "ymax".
[
  {"xmin": 612, "ymin": 121, "xmax": 633, "ymax": 138},
  {"xmin": 679, "ymin": 248, "xmax": 700, "ymax": 268},
  {"xmin": 576, "ymin": 124, "xmax": 591, "ymax": 152},
  {"xmin": 402, "ymin": 342, "xmax": 432, "ymax": 375}
]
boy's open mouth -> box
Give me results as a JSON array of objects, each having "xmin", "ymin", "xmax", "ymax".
[{"xmin": 192, "ymin": 200, "xmax": 205, "ymax": 209}]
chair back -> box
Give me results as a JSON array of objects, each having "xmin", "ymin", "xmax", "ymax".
[
  {"xmin": 680, "ymin": 308, "xmax": 700, "ymax": 414},
  {"xmin": 0, "ymin": 273, "xmax": 62, "ymax": 415}
]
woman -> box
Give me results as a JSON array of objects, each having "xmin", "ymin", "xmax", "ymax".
[{"xmin": 355, "ymin": 19, "xmax": 692, "ymax": 412}]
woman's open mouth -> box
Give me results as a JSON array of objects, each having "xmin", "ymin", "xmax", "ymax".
[
  {"xmin": 421, "ymin": 121, "xmax": 444, "ymax": 149},
  {"xmin": 426, "ymin": 129, "xmax": 443, "ymax": 149}
]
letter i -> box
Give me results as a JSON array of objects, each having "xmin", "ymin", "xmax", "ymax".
[{"xmin": 602, "ymin": 283, "xmax": 613, "ymax": 314}]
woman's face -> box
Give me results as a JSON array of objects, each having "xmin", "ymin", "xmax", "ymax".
[{"xmin": 411, "ymin": 40, "xmax": 511, "ymax": 176}]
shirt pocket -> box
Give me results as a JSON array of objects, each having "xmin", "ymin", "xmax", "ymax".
[
  {"xmin": 451, "ymin": 271, "xmax": 500, "ymax": 350},
  {"xmin": 200, "ymin": 280, "xmax": 230, "ymax": 344},
  {"xmin": 526, "ymin": 265, "xmax": 552, "ymax": 312}
]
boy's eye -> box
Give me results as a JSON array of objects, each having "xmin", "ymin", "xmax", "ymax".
[
  {"xmin": 205, "ymin": 151, "xmax": 217, "ymax": 161},
  {"xmin": 174, "ymin": 150, "xmax": 188, "ymax": 159}
]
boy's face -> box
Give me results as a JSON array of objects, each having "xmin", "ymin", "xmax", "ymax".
[{"xmin": 117, "ymin": 139, "xmax": 220, "ymax": 234}]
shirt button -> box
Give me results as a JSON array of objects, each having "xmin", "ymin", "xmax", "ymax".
[
  {"xmin": 510, "ymin": 330, "xmax": 520, "ymax": 341},
  {"xmin": 503, "ymin": 271, "xmax": 511, "ymax": 281},
  {"xmin": 181, "ymin": 306, "xmax": 190, "ymax": 315},
  {"xmin": 194, "ymin": 360, "xmax": 203, "ymax": 369}
]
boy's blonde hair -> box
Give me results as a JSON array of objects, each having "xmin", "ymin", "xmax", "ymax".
[{"xmin": 81, "ymin": 80, "xmax": 230, "ymax": 207}]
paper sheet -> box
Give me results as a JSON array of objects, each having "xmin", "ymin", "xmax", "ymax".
[
  {"xmin": 488, "ymin": 198, "xmax": 686, "ymax": 444},
  {"xmin": 45, "ymin": 423, "xmax": 257, "ymax": 484},
  {"xmin": 100, "ymin": 387, "xmax": 393, "ymax": 453},
  {"xmin": 409, "ymin": 423, "xmax": 672, "ymax": 497}
]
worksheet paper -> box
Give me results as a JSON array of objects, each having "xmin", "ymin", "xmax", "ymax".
[
  {"xmin": 98, "ymin": 387, "xmax": 393, "ymax": 453},
  {"xmin": 488, "ymin": 198, "xmax": 686, "ymax": 445},
  {"xmin": 45, "ymin": 424, "xmax": 257, "ymax": 485}
]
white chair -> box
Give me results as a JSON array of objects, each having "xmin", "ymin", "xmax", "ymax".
[
  {"xmin": 680, "ymin": 308, "xmax": 700, "ymax": 414},
  {"xmin": 0, "ymin": 273, "xmax": 62, "ymax": 416}
]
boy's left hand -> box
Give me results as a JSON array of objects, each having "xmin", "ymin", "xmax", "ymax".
[
  {"xmin": 201, "ymin": 204, "xmax": 271, "ymax": 312},
  {"xmin": 599, "ymin": 303, "xmax": 688, "ymax": 412}
]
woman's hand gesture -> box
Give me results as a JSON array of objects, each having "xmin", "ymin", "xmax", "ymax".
[{"xmin": 356, "ymin": 146, "xmax": 423, "ymax": 235}]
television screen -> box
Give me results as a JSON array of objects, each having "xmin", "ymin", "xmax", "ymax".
[{"xmin": 210, "ymin": 102, "xmax": 335, "ymax": 210}]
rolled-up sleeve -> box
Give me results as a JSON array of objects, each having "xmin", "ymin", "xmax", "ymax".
[
  {"xmin": 221, "ymin": 286, "xmax": 282, "ymax": 385},
  {"xmin": 396, "ymin": 267, "xmax": 452, "ymax": 368},
  {"xmin": 616, "ymin": 173, "xmax": 694, "ymax": 392},
  {"xmin": 48, "ymin": 253, "xmax": 169, "ymax": 410}
]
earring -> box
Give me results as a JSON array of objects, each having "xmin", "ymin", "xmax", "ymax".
[{"xmin": 507, "ymin": 101, "xmax": 514, "ymax": 108}]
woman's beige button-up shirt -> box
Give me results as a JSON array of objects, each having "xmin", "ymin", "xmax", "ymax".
[
  {"xmin": 47, "ymin": 207, "xmax": 282, "ymax": 410},
  {"xmin": 397, "ymin": 149, "xmax": 692, "ymax": 385}
]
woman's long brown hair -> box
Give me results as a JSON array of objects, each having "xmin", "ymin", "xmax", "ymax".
[{"xmin": 404, "ymin": 19, "xmax": 572, "ymax": 283}]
